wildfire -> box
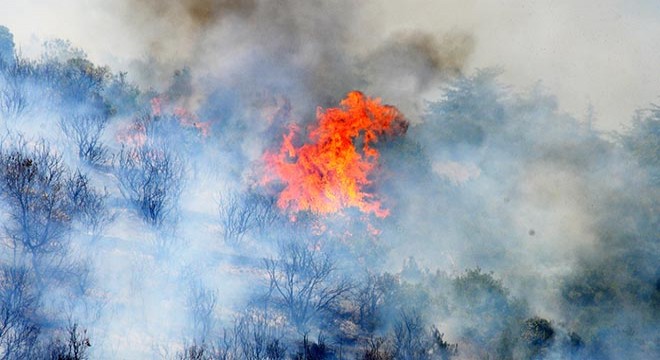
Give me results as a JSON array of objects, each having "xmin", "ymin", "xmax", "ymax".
[
  {"xmin": 173, "ymin": 106, "xmax": 212, "ymax": 138},
  {"xmin": 263, "ymin": 91, "xmax": 407, "ymax": 218}
]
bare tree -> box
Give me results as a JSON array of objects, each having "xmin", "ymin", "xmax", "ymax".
[
  {"xmin": 392, "ymin": 310, "xmax": 427, "ymax": 360},
  {"xmin": 264, "ymin": 241, "xmax": 351, "ymax": 330},
  {"xmin": 392, "ymin": 311, "xmax": 457, "ymax": 360},
  {"xmin": 0, "ymin": 140, "xmax": 102, "ymax": 359},
  {"xmin": 59, "ymin": 113, "xmax": 109, "ymax": 165},
  {"xmin": 0, "ymin": 266, "xmax": 40, "ymax": 360},
  {"xmin": 353, "ymin": 274, "xmax": 387, "ymax": 334},
  {"xmin": 214, "ymin": 327, "xmax": 241, "ymax": 360},
  {"xmin": 294, "ymin": 334, "xmax": 332, "ymax": 360},
  {"xmin": 0, "ymin": 139, "xmax": 71, "ymax": 265},
  {"xmin": 0, "ymin": 138, "xmax": 109, "ymax": 277},
  {"xmin": 177, "ymin": 343, "xmax": 224, "ymax": 360},
  {"xmin": 361, "ymin": 337, "xmax": 394, "ymax": 360},
  {"xmin": 233, "ymin": 313, "xmax": 285, "ymax": 360},
  {"xmin": 0, "ymin": 79, "xmax": 27, "ymax": 120},
  {"xmin": 177, "ymin": 311, "xmax": 285, "ymax": 360},
  {"xmin": 177, "ymin": 344, "xmax": 209, "ymax": 360},
  {"xmin": 187, "ymin": 281, "xmax": 217, "ymax": 343},
  {"xmin": 65, "ymin": 171, "xmax": 113, "ymax": 236},
  {"xmin": 218, "ymin": 191, "xmax": 278, "ymax": 244},
  {"xmin": 218, "ymin": 191, "xmax": 255, "ymax": 244},
  {"xmin": 0, "ymin": 58, "xmax": 30, "ymax": 120},
  {"xmin": 45, "ymin": 323, "xmax": 91, "ymax": 360},
  {"xmin": 116, "ymin": 144, "xmax": 184, "ymax": 227}
]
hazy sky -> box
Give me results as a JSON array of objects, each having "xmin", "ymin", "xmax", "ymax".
[{"xmin": 1, "ymin": 0, "xmax": 658, "ymax": 131}]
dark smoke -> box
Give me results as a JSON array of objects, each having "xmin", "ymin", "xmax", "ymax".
[
  {"xmin": 119, "ymin": 0, "xmax": 472, "ymax": 116},
  {"xmin": 361, "ymin": 30, "xmax": 474, "ymax": 119},
  {"xmin": 363, "ymin": 31, "xmax": 474, "ymax": 91}
]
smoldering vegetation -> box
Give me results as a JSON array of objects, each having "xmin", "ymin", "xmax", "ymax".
[{"xmin": 0, "ymin": 10, "xmax": 657, "ymax": 360}]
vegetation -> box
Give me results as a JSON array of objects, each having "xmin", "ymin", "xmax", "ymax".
[{"xmin": 0, "ymin": 25, "xmax": 657, "ymax": 359}]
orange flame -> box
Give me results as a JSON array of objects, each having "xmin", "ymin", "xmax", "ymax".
[
  {"xmin": 174, "ymin": 106, "xmax": 212, "ymax": 138},
  {"xmin": 263, "ymin": 91, "xmax": 407, "ymax": 218}
]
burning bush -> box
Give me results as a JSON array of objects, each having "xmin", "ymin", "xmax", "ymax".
[{"xmin": 263, "ymin": 91, "xmax": 408, "ymax": 218}]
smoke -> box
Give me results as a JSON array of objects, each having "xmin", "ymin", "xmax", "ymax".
[
  {"xmin": 77, "ymin": 0, "xmax": 473, "ymax": 122},
  {"xmin": 360, "ymin": 31, "xmax": 474, "ymax": 118},
  {"xmin": 377, "ymin": 71, "xmax": 658, "ymax": 357},
  {"xmin": 4, "ymin": 0, "xmax": 660, "ymax": 130},
  {"xmin": 0, "ymin": 1, "xmax": 657, "ymax": 359},
  {"xmin": 108, "ymin": 0, "xmax": 360, "ymax": 102},
  {"xmin": 129, "ymin": 0, "xmax": 258, "ymax": 26},
  {"xmin": 115, "ymin": 0, "xmax": 257, "ymax": 82}
]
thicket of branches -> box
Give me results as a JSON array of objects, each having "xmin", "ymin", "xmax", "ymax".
[
  {"xmin": 264, "ymin": 241, "xmax": 352, "ymax": 331},
  {"xmin": 218, "ymin": 191, "xmax": 279, "ymax": 244},
  {"xmin": 0, "ymin": 139, "xmax": 110, "ymax": 264},
  {"xmin": 116, "ymin": 144, "xmax": 184, "ymax": 227},
  {"xmin": 59, "ymin": 113, "xmax": 109, "ymax": 165},
  {"xmin": 0, "ymin": 24, "xmax": 658, "ymax": 360}
]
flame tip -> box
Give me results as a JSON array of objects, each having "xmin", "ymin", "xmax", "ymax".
[{"xmin": 262, "ymin": 91, "xmax": 408, "ymax": 219}]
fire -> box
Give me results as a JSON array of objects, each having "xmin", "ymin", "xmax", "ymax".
[
  {"xmin": 174, "ymin": 106, "xmax": 212, "ymax": 138},
  {"xmin": 263, "ymin": 91, "xmax": 407, "ymax": 218}
]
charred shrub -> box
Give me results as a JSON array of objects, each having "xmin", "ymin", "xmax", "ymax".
[
  {"xmin": 264, "ymin": 241, "xmax": 351, "ymax": 331},
  {"xmin": 176, "ymin": 343, "xmax": 219, "ymax": 360},
  {"xmin": 0, "ymin": 73, "xmax": 28, "ymax": 119},
  {"xmin": 294, "ymin": 334, "xmax": 332, "ymax": 360},
  {"xmin": 59, "ymin": 113, "xmax": 109, "ymax": 165},
  {"xmin": 116, "ymin": 144, "xmax": 184, "ymax": 227},
  {"xmin": 44, "ymin": 323, "xmax": 91, "ymax": 360},
  {"xmin": 0, "ymin": 139, "xmax": 110, "ymax": 262},
  {"xmin": 218, "ymin": 191, "xmax": 278, "ymax": 244},
  {"xmin": 361, "ymin": 337, "xmax": 394, "ymax": 360},
  {"xmin": 0, "ymin": 140, "xmax": 72, "ymax": 260},
  {"xmin": 0, "ymin": 265, "xmax": 40, "ymax": 360},
  {"xmin": 66, "ymin": 170, "xmax": 112, "ymax": 235},
  {"xmin": 186, "ymin": 281, "xmax": 218, "ymax": 343},
  {"xmin": 392, "ymin": 311, "xmax": 457, "ymax": 360}
]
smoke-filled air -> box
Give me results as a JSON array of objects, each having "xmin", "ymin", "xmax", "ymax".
[{"xmin": 0, "ymin": 1, "xmax": 657, "ymax": 359}]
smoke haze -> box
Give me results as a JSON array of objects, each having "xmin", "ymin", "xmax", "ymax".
[
  {"xmin": 0, "ymin": 1, "xmax": 657, "ymax": 359},
  {"xmin": 2, "ymin": 0, "xmax": 659, "ymax": 129}
]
